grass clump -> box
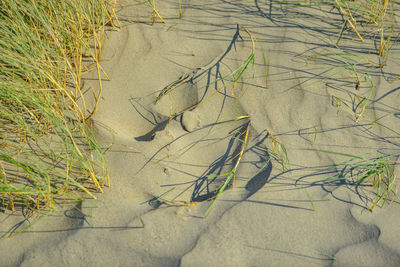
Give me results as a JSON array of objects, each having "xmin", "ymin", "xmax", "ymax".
[
  {"xmin": 321, "ymin": 150, "xmax": 399, "ymax": 211},
  {"xmin": 0, "ymin": 0, "xmax": 117, "ymax": 223},
  {"xmin": 332, "ymin": 0, "xmax": 399, "ymax": 67}
]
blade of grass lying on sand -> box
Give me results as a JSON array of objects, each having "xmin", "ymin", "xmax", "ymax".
[
  {"xmin": 204, "ymin": 122, "xmax": 250, "ymax": 217},
  {"xmin": 262, "ymin": 47, "xmax": 269, "ymax": 89},
  {"xmin": 355, "ymin": 74, "xmax": 375, "ymax": 123}
]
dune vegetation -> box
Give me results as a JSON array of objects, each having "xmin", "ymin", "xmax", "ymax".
[{"xmin": 0, "ymin": 0, "xmax": 118, "ymax": 226}]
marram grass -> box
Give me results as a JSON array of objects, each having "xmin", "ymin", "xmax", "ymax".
[{"xmin": 0, "ymin": 0, "xmax": 117, "ymax": 224}]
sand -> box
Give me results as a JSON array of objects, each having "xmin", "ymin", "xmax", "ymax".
[{"xmin": 1, "ymin": 0, "xmax": 400, "ymax": 266}]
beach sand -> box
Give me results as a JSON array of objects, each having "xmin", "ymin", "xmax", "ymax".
[{"xmin": 1, "ymin": 0, "xmax": 400, "ymax": 266}]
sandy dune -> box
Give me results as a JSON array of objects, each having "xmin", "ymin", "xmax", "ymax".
[{"xmin": 1, "ymin": 0, "xmax": 400, "ymax": 266}]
